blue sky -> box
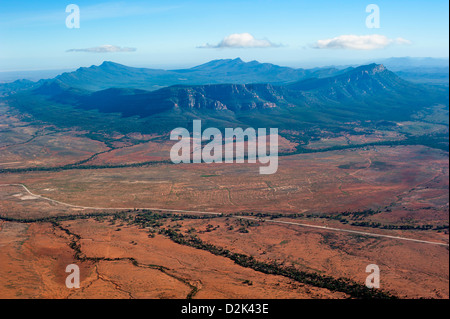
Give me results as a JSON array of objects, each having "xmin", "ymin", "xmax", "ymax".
[{"xmin": 0, "ymin": 0, "xmax": 448, "ymax": 71}]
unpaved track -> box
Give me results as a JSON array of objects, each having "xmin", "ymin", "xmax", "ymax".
[
  {"xmin": 0, "ymin": 183, "xmax": 448, "ymax": 247},
  {"xmin": 238, "ymin": 216, "xmax": 449, "ymax": 247}
]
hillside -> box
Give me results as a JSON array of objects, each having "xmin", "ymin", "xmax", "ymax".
[{"xmin": 6, "ymin": 63, "xmax": 447, "ymax": 135}]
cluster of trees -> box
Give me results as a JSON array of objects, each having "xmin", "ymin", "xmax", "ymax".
[
  {"xmin": 236, "ymin": 211, "xmax": 448, "ymax": 232},
  {"xmin": 314, "ymin": 211, "xmax": 448, "ymax": 231},
  {"xmin": 0, "ymin": 160, "xmax": 171, "ymax": 174},
  {"xmin": 280, "ymin": 131, "xmax": 449, "ymax": 157},
  {"xmin": 160, "ymin": 228, "xmax": 396, "ymax": 299},
  {"xmin": 0, "ymin": 211, "xmax": 116, "ymax": 224},
  {"xmin": 199, "ymin": 224, "xmax": 219, "ymax": 233},
  {"xmin": 349, "ymin": 221, "xmax": 448, "ymax": 231}
]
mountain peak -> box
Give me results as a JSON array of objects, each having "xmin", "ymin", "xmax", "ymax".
[
  {"xmin": 99, "ymin": 61, "xmax": 124, "ymax": 69},
  {"xmin": 186, "ymin": 58, "xmax": 249, "ymax": 72},
  {"xmin": 354, "ymin": 63, "xmax": 387, "ymax": 74},
  {"xmin": 286, "ymin": 63, "xmax": 400, "ymax": 93},
  {"xmin": 33, "ymin": 79, "xmax": 71, "ymax": 95}
]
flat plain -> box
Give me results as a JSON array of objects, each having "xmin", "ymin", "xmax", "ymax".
[{"xmin": 0, "ymin": 104, "xmax": 448, "ymax": 299}]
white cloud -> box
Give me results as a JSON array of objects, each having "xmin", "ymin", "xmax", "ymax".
[
  {"xmin": 66, "ymin": 45, "xmax": 136, "ymax": 53},
  {"xmin": 199, "ymin": 33, "xmax": 280, "ymax": 49},
  {"xmin": 313, "ymin": 35, "xmax": 412, "ymax": 50},
  {"xmin": 394, "ymin": 37, "xmax": 413, "ymax": 45}
]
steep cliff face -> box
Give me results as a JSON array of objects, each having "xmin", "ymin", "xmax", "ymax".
[{"xmin": 158, "ymin": 84, "xmax": 288, "ymax": 111}]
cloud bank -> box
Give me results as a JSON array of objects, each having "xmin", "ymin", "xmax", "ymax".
[
  {"xmin": 313, "ymin": 35, "xmax": 412, "ymax": 50},
  {"xmin": 66, "ymin": 45, "xmax": 136, "ymax": 53},
  {"xmin": 199, "ymin": 33, "xmax": 280, "ymax": 49}
]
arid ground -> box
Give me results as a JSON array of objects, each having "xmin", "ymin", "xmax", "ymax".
[{"xmin": 0, "ymin": 105, "xmax": 448, "ymax": 299}]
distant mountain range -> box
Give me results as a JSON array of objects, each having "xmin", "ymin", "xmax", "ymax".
[
  {"xmin": 33, "ymin": 58, "xmax": 353, "ymax": 92},
  {"xmin": 2, "ymin": 57, "xmax": 448, "ymax": 94},
  {"xmin": 36, "ymin": 64, "xmax": 435, "ymax": 113},
  {"xmin": 4, "ymin": 60, "xmax": 447, "ymax": 134},
  {"xmin": 0, "ymin": 58, "xmax": 357, "ymax": 94}
]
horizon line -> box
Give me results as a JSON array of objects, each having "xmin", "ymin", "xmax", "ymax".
[{"xmin": 1, "ymin": 55, "xmax": 449, "ymax": 75}]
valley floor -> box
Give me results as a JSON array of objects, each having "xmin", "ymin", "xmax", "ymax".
[{"xmin": 0, "ymin": 104, "xmax": 448, "ymax": 299}]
